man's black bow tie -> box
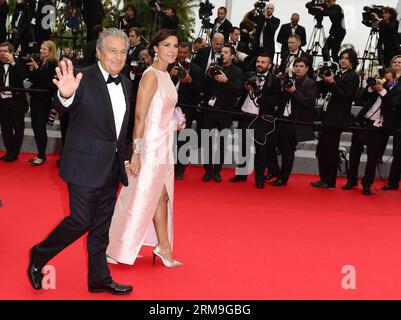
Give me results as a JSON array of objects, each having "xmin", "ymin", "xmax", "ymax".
[
  {"xmin": 257, "ymin": 73, "xmax": 266, "ymax": 81},
  {"xmin": 106, "ymin": 74, "xmax": 121, "ymax": 85}
]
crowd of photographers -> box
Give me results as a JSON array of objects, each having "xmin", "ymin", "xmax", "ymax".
[{"xmin": 1, "ymin": 0, "xmax": 401, "ymax": 197}]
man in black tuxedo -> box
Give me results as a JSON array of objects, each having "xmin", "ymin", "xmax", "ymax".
[
  {"xmin": 0, "ymin": 0, "xmax": 8, "ymax": 44},
  {"xmin": 229, "ymin": 53, "xmax": 280, "ymax": 188},
  {"xmin": 343, "ymin": 69, "xmax": 401, "ymax": 195},
  {"xmin": 119, "ymin": 3, "xmax": 141, "ymax": 35},
  {"xmin": 311, "ymin": 49, "xmax": 359, "ymax": 189},
  {"xmin": 169, "ymin": 42, "xmax": 203, "ymax": 180},
  {"xmin": 254, "ymin": 3, "xmax": 280, "ymax": 60},
  {"xmin": 193, "ymin": 32, "xmax": 224, "ymax": 75},
  {"xmin": 155, "ymin": 3, "xmax": 179, "ymax": 31},
  {"xmin": 272, "ymin": 57, "xmax": 317, "ymax": 186},
  {"xmin": 229, "ymin": 27, "xmax": 250, "ymax": 69},
  {"xmin": 0, "ymin": 42, "xmax": 28, "ymax": 162},
  {"xmin": 202, "ymin": 44, "xmax": 243, "ymax": 182},
  {"xmin": 210, "ymin": 7, "xmax": 232, "ymax": 42},
  {"xmin": 311, "ymin": 0, "xmax": 346, "ymax": 63},
  {"xmin": 125, "ymin": 27, "xmax": 146, "ymax": 69},
  {"xmin": 28, "ymin": 28, "xmax": 133, "ymax": 295},
  {"xmin": 277, "ymin": 13, "xmax": 307, "ymax": 55},
  {"xmin": 278, "ymin": 34, "xmax": 313, "ymax": 78}
]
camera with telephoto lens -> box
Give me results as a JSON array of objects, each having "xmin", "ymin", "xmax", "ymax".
[
  {"xmin": 254, "ymin": 0, "xmax": 269, "ymax": 15},
  {"xmin": 176, "ymin": 58, "xmax": 191, "ymax": 79},
  {"xmin": 306, "ymin": 0, "xmax": 326, "ymax": 21},
  {"xmin": 279, "ymin": 73, "xmax": 296, "ymax": 89},
  {"xmin": 318, "ymin": 61, "xmax": 339, "ymax": 78},
  {"xmin": 209, "ymin": 54, "xmax": 224, "ymax": 77},
  {"xmin": 366, "ymin": 77, "xmax": 385, "ymax": 87},
  {"xmin": 22, "ymin": 52, "xmax": 41, "ymax": 64},
  {"xmin": 362, "ymin": 5, "xmax": 383, "ymax": 28},
  {"xmin": 148, "ymin": 0, "xmax": 163, "ymax": 8},
  {"xmin": 245, "ymin": 75, "xmax": 263, "ymax": 98},
  {"xmin": 199, "ymin": 0, "xmax": 214, "ymax": 28},
  {"xmin": 131, "ymin": 59, "xmax": 148, "ymax": 75}
]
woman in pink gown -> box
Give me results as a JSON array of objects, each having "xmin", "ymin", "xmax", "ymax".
[{"xmin": 106, "ymin": 29, "xmax": 184, "ymax": 267}]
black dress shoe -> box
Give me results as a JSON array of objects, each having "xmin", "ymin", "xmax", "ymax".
[
  {"xmin": 264, "ymin": 173, "xmax": 276, "ymax": 181},
  {"xmin": 88, "ymin": 280, "xmax": 133, "ymax": 295},
  {"xmin": 202, "ymin": 172, "xmax": 212, "ymax": 182},
  {"xmin": 310, "ymin": 181, "xmax": 332, "ymax": 189},
  {"xmin": 175, "ymin": 172, "xmax": 184, "ymax": 180},
  {"xmin": 229, "ymin": 175, "xmax": 247, "ymax": 183},
  {"xmin": 382, "ymin": 183, "xmax": 399, "ymax": 190},
  {"xmin": 3, "ymin": 155, "xmax": 18, "ymax": 162},
  {"xmin": 342, "ymin": 180, "xmax": 358, "ymax": 190},
  {"xmin": 271, "ymin": 178, "xmax": 287, "ymax": 186},
  {"xmin": 256, "ymin": 181, "xmax": 265, "ymax": 189},
  {"xmin": 28, "ymin": 248, "xmax": 44, "ymax": 290},
  {"xmin": 213, "ymin": 172, "xmax": 222, "ymax": 183},
  {"xmin": 362, "ymin": 185, "xmax": 372, "ymax": 196}
]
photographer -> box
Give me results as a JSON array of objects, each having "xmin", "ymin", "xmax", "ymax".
[
  {"xmin": 254, "ymin": 2, "xmax": 280, "ymax": 60},
  {"xmin": 372, "ymin": 6, "xmax": 400, "ymax": 67},
  {"xmin": 0, "ymin": 42, "xmax": 28, "ymax": 163},
  {"xmin": 193, "ymin": 32, "xmax": 224, "ymax": 75},
  {"xmin": 26, "ymin": 40, "xmax": 58, "ymax": 166},
  {"xmin": 311, "ymin": 49, "xmax": 359, "ymax": 189},
  {"xmin": 210, "ymin": 6, "xmax": 232, "ymax": 42},
  {"xmin": 125, "ymin": 27, "xmax": 146, "ymax": 68},
  {"xmin": 271, "ymin": 57, "xmax": 317, "ymax": 186},
  {"xmin": 11, "ymin": 0, "xmax": 36, "ymax": 56},
  {"xmin": 240, "ymin": 10, "xmax": 257, "ymax": 48},
  {"xmin": 169, "ymin": 42, "xmax": 203, "ymax": 180},
  {"xmin": 278, "ymin": 34, "xmax": 313, "ymax": 78},
  {"xmin": 119, "ymin": 3, "xmax": 141, "ymax": 35},
  {"xmin": 342, "ymin": 69, "xmax": 401, "ymax": 195},
  {"xmin": 191, "ymin": 37, "xmax": 206, "ymax": 61},
  {"xmin": 155, "ymin": 3, "xmax": 179, "ymax": 31},
  {"xmin": 202, "ymin": 44, "xmax": 243, "ymax": 183},
  {"xmin": 229, "ymin": 53, "xmax": 280, "ymax": 188},
  {"xmin": 309, "ymin": 0, "xmax": 346, "ymax": 63},
  {"xmin": 229, "ymin": 27, "xmax": 250, "ymax": 69},
  {"xmin": 277, "ymin": 13, "xmax": 307, "ymax": 55}
]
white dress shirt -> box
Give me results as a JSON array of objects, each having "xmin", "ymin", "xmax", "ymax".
[
  {"xmin": 58, "ymin": 62, "xmax": 126, "ymax": 139},
  {"xmin": 241, "ymin": 72, "xmax": 269, "ymax": 115},
  {"xmin": 1, "ymin": 64, "xmax": 12, "ymax": 99},
  {"xmin": 365, "ymin": 87, "xmax": 387, "ymax": 121}
]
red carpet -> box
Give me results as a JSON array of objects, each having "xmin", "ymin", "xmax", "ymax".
[{"xmin": 1, "ymin": 153, "xmax": 401, "ymax": 300}]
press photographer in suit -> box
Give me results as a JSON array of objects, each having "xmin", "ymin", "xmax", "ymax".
[
  {"xmin": 343, "ymin": 69, "xmax": 401, "ymax": 195},
  {"xmin": 170, "ymin": 42, "xmax": 203, "ymax": 180},
  {"xmin": 254, "ymin": 3, "xmax": 280, "ymax": 60},
  {"xmin": 0, "ymin": 42, "xmax": 28, "ymax": 162},
  {"xmin": 272, "ymin": 57, "xmax": 317, "ymax": 186},
  {"xmin": 229, "ymin": 53, "xmax": 280, "ymax": 189},
  {"xmin": 309, "ymin": 0, "xmax": 346, "ymax": 63},
  {"xmin": 210, "ymin": 6, "xmax": 233, "ymax": 42},
  {"xmin": 311, "ymin": 48, "xmax": 359, "ymax": 189},
  {"xmin": 277, "ymin": 13, "xmax": 307, "ymax": 55},
  {"xmin": 193, "ymin": 33, "xmax": 224, "ymax": 75},
  {"xmin": 202, "ymin": 44, "xmax": 243, "ymax": 183}
]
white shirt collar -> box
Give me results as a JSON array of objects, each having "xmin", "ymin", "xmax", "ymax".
[{"xmin": 98, "ymin": 61, "xmax": 119, "ymax": 82}]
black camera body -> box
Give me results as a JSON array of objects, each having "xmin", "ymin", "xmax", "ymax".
[
  {"xmin": 176, "ymin": 58, "xmax": 191, "ymax": 79},
  {"xmin": 366, "ymin": 77, "xmax": 385, "ymax": 87},
  {"xmin": 209, "ymin": 54, "xmax": 224, "ymax": 77},
  {"xmin": 22, "ymin": 52, "xmax": 41, "ymax": 64},
  {"xmin": 131, "ymin": 59, "xmax": 148, "ymax": 75},
  {"xmin": 318, "ymin": 61, "xmax": 339, "ymax": 78},
  {"xmin": 245, "ymin": 75, "xmax": 263, "ymax": 97},
  {"xmin": 199, "ymin": 0, "xmax": 214, "ymax": 29},
  {"xmin": 254, "ymin": 0, "xmax": 269, "ymax": 15},
  {"xmin": 306, "ymin": 0, "xmax": 326, "ymax": 21},
  {"xmin": 362, "ymin": 5, "xmax": 383, "ymax": 28},
  {"xmin": 280, "ymin": 73, "xmax": 296, "ymax": 89},
  {"xmin": 149, "ymin": 0, "xmax": 163, "ymax": 8}
]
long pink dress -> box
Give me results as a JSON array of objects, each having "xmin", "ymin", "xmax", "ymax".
[{"xmin": 106, "ymin": 66, "xmax": 178, "ymax": 265}]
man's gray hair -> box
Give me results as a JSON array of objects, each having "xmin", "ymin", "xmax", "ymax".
[{"xmin": 97, "ymin": 28, "xmax": 129, "ymax": 51}]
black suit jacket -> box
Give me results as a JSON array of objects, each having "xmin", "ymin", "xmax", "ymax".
[
  {"xmin": 278, "ymin": 76, "xmax": 317, "ymax": 142},
  {"xmin": 254, "ymin": 15, "xmax": 280, "ymax": 56},
  {"xmin": 192, "ymin": 46, "xmax": 213, "ymax": 74},
  {"xmin": 321, "ymin": 4, "xmax": 346, "ymax": 37},
  {"xmin": 379, "ymin": 19, "xmax": 400, "ymax": 52},
  {"xmin": 211, "ymin": 19, "xmax": 232, "ymax": 41},
  {"xmin": 278, "ymin": 49, "xmax": 313, "ymax": 78},
  {"xmin": 0, "ymin": 1, "xmax": 8, "ymax": 43},
  {"xmin": 203, "ymin": 63, "xmax": 243, "ymax": 111},
  {"xmin": 238, "ymin": 72, "xmax": 280, "ymax": 116},
  {"xmin": 0, "ymin": 61, "xmax": 28, "ymax": 111},
  {"xmin": 277, "ymin": 23, "xmax": 307, "ymax": 53},
  {"xmin": 53, "ymin": 63, "xmax": 132, "ymax": 188},
  {"xmin": 125, "ymin": 43, "xmax": 146, "ymax": 67},
  {"xmin": 320, "ymin": 69, "xmax": 359, "ymax": 129}
]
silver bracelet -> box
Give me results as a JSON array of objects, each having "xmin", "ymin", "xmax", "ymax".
[{"xmin": 133, "ymin": 138, "xmax": 143, "ymax": 154}]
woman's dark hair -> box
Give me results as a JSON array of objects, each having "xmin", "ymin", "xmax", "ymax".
[
  {"xmin": 340, "ymin": 48, "xmax": 359, "ymax": 70},
  {"xmin": 383, "ymin": 6, "xmax": 398, "ymax": 20},
  {"xmin": 125, "ymin": 3, "xmax": 137, "ymax": 16},
  {"xmin": 148, "ymin": 29, "xmax": 178, "ymax": 58}
]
